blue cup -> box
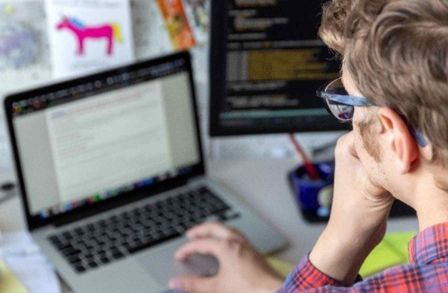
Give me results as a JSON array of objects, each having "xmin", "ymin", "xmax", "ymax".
[{"xmin": 288, "ymin": 161, "xmax": 335, "ymax": 222}]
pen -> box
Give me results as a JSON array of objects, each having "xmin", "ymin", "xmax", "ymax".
[{"xmin": 288, "ymin": 133, "xmax": 321, "ymax": 180}]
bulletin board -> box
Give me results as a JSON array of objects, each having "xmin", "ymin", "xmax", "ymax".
[
  {"xmin": 0, "ymin": 0, "xmax": 209, "ymax": 169},
  {"xmin": 0, "ymin": 0, "xmax": 209, "ymax": 99}
]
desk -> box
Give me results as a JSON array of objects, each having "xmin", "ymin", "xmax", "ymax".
[
  {"xmin": 0, "ymin": 159, "xmax": 418, "ymax": 291},
  {"xmin": 207, "ymin": 159, "xmax": 418, "ymax": 263}
]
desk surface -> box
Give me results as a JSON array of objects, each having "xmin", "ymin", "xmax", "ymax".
[
  {"xmin": 207, "ymin": 159, "xmax": 418, "ymax": 263},
  {"xmin": 0, "ymin": 159, "xmax": 418, "ymax": 266}
]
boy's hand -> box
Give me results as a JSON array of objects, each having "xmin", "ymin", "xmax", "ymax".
[
  {"xmin": 310, "ymin": 132, "xmax": 394, "ymax": 284},
  {"xmin": 169, "ymin": 223, "xmax": 283, "ymax": 293}
]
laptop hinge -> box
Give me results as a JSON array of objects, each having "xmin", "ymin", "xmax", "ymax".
[{"xmin": 54, "ymin": 202, "xmax": 118, "ymax": 227}]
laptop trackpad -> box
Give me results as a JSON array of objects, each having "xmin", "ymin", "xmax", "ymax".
[{"xmin": 136, "ymin": 239, "xmax": 219, "ymax": 287}]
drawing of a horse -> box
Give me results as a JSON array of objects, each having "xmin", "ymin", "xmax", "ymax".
[{"xmin": 56, "ymin": 17, "xmax": 122, "ymax": 56}]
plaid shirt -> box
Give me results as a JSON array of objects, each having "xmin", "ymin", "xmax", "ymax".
[{"xmin": 279, "ymin": 222, "xmax": 448, "ymax": 292}]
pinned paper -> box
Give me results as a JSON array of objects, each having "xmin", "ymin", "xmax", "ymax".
[
  {"xmin": 45, "ymin": 0, "xmax": 135, "ymax": 78},
  {"xmin": 183, "ymin": 0, "xmax": 209, "ymax": 44},
  {"xmin": 156, "ymin": 0, "xmax": 196, "ymax": 50}
]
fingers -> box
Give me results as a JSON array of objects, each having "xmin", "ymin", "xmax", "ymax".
[
  {"xmin": 186, "ymin": 222, "xmax": 247, "ymax": 243},
  {"xmin": 175, "ymin": 238, "xmax": 225, "ymax": 261},
  {"xmin": 169, "ymin": 275, "xmax": 215, "ymax": 293}
]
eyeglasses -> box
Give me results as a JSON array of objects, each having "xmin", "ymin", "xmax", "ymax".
[
  {"xmin": 316, "ymin": 78, "xmax": 428, "ymax": 147},
  {"xmin": 316, "ymin": 78, "xmax": 374, "ymax": 122}
]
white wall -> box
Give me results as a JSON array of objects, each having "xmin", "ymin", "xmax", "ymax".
[{"xmin": 0, "ymin": 0, "xmax": 345, "ymax": 172}]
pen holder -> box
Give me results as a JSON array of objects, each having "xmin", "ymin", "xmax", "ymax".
[{"xmin": 288, "ymin": 161, "xmax": 335, "ymax": 223}]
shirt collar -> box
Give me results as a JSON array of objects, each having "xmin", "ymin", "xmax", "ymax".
[{"xmin": 409, "ymin": 222, "xmax": 448, "ymax": 265}]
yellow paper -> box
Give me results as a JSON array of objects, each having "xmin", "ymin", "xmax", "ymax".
[
  {"xmin": 360, "ymin": 232, "xmax": 416, "ymax": 277},
  {"xmin": 0, "ymin": 259, "xmax": 29, "ymax": 293},
  {"xmin": 265, "ymin": 256, "xmax": 294, "ymax": 278},
  {"xmin": 264, "ymin": 231, "xmax": 416, "ymax": 280}
]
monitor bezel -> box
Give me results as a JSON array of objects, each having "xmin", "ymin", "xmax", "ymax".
[
  {"xmin": 208, "ymin": 0, "xmax": 350, "ymax": 136},
  {"xmin": 4, "ymin": 51, "xmax": 206, "ymax": 231}
]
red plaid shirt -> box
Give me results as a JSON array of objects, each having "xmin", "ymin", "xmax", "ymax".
[{"xmin": 279, "ymin": 222, "xmax": 448, "ymax": 292}]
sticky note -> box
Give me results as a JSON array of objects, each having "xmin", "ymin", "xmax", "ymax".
[
  {"xmin": 264, "ymin": 231, "xmax": 416, "ymax": 280},
  {"xmin": 266, "ymin": 256, "xmax": 295, "ymax": 278},
  {"xmin": 360, "ymin": 232, "xmax": 416, "ymax": 277}
]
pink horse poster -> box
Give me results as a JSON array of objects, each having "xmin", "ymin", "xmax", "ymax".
[{"xmin": 46, "ymin": 0, "xmax": 134, "ymax": 78}]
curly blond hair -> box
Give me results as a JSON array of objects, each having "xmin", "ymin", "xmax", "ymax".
[{"xmin": 320, "ymin": 0, "xmax": 448, "ymax": 166}]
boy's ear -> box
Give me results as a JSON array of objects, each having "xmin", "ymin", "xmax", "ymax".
[{"xmin": 377, "ymin": 107, "xmax": 419, "ymax": 173}]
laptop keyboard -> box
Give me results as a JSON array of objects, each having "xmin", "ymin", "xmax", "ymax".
[{"xmin": 48, "ymin": 186, "xmax": 240, "ymax": 274}]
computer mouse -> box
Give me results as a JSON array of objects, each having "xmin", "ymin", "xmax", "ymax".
[{"xmin": 182, "ymin": 253, "xmax": 220, "ymax": 277}]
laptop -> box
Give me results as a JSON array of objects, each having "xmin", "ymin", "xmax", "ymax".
[{"xmin": 4, "ymin": 52, "xmax": 287, "ymax": 293}]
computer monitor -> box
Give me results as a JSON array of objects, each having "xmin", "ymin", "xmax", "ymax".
[{"xmin": 209, "ymin": 0, "xmax": 349, "ymax": 136}]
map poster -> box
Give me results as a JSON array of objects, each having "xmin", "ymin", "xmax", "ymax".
[
  {"xmin": 45, "ymin": 0, "xmax": 135, "ymax": 79},
  {"xmin": 0, "ymin": 1, "xmax": 51, "ymax": 96}
]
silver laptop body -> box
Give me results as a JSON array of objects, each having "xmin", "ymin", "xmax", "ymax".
[{"xmin": 5, "ymin": 52, "xmax": 287, "ymax": 293}]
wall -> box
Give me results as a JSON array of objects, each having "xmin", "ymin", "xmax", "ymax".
[{"xmin": 0, "ymin": 0, "xmax": 344, "ymax": 172}]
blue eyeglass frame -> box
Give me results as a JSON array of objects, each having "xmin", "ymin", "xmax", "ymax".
[{"xmin": 316, "ymin": 79, "xmax": 428, "ymax": 147}]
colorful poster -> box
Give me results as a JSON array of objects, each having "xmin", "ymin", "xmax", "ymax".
[
  {"xmin": 45, "ymin": 0, "xmax": 135, "ymax": 79},
  {"xmin": 130, "ymin": 0, "xmax": 173, "ymax": 59},
  {"xmin": 156, "ymin": 0, "xmax": 196, "ymax": 50},
  {"xmin": 183, "ymin": 0, "xmax": 209, "ymax": 44}
]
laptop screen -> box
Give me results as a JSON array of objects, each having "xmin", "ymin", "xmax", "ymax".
[{"xmin": 6, "ymin": 53, "xmax": 202, "ymax": 225}]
